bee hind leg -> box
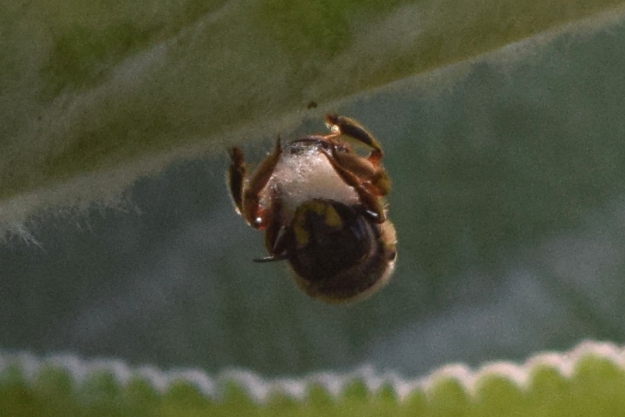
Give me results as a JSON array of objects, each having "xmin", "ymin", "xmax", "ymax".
[
  {"xmin": 323, "ymin": 114, "xmax": 391, "ymax": 195},
  {"xmin": 328, "ymin": 147, "xmax": 391, "ymax": 196},
  {"xmin": 325, "ymin": 114, "xmax": 384, "ymax": 163},
  {"xmin": 320, "ymin": 150, "xmax": 387, "ymax": 223}
]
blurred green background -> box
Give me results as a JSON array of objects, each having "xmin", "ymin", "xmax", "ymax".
[{"xmin": 3, "ymin": 5, "xmax": 625, "ymax": 382}]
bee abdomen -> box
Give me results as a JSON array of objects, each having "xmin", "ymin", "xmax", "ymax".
[{"xmin": 287, "ymin": 199, "xmax": 394, "ymax": 302}]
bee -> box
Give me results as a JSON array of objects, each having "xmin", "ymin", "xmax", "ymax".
[{"xmin": 227, "ymin": 114, "xmax": 397, "ymax": 303}]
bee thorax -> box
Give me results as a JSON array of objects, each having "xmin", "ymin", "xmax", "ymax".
[{"xmin": 264, "ymin": 150, "xmax": 359, "ymax": 218}]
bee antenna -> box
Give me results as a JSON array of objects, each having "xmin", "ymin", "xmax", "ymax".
[
  {"xmin": 363, "ymin": 209, "xmax": 380, "ymax": 221},
  {"xmin": 253, "ymin": 253, "xmax": 289, "ymax": 263}
]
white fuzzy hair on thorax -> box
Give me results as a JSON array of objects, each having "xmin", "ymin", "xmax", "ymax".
[{"xmin": 262, "ymin": 146, "xmax": 359, "ymax": 220}]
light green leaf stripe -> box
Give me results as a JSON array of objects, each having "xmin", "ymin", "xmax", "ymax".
[
  {"xmin": 2, "ymin": 0, "xmax": 625, "ymax": 228},
  {"xmin": 1, "ymin": 341, "xmax": 625, "ymax": 416}
]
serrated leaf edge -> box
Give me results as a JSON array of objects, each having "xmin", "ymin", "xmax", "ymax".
[{"xmin": 0, "ymin": 340, "xmax": 623, "ymax": 404}]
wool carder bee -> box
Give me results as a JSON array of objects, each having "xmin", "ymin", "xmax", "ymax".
[{"xmin": 227, "ymin": 114, "xmax": 397, "ymax": 303}]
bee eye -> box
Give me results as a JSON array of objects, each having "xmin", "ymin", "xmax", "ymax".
[{"xmin": 387, "ymin": 250, "xmax": 397, "ymax": 261}]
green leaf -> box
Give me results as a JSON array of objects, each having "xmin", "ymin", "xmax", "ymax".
[
  {"xmin": 3, "ymin": 342, "xmax": 625, "ymax": 416},
  {"xmin": 2, "ymin": 0, "xmax": 625, "ymax": 226}
]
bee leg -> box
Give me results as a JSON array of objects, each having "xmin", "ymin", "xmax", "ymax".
[
  {"xmin": 323, "ymin": 114, "xmax": 390, "ymax": 194},
  {"xmin": 256, "ymin": 191, "xmax": 290, "ymax": 262},
  {"xmin": 320, "ymin": 151, "xmax": 387, "ymax": 223},
  {"xmin": 328, "ymin": 147, "xmax": 391, "ymax": 196},
  {"xmin": 254, "ymin": 225, "xmax": 290, "ymax": 263},
  {"xmin": 228, "ymin": 137, "xmax": 282, "ymax": 229},
  {"xmin": 325, "ymin": 114, "xmax": 384, "ymax": 163},
  {"xmin": 227, "ymin": 147, "xmax": 246, "ymax": 215},
  {"xmin": 263, "ymin": 190, "xmax": 286, "ymax": 254}
]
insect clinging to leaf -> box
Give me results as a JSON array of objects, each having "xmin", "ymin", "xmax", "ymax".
[{"xmin": 227, "ymin": 114, "xmax": 397, "ymax": 303}]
